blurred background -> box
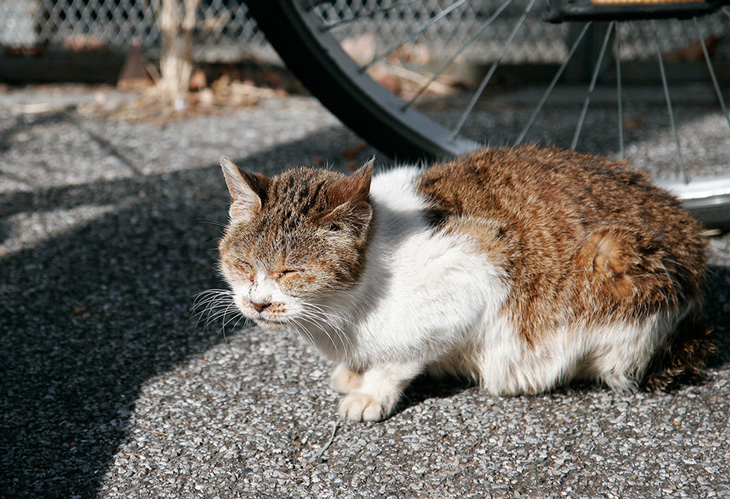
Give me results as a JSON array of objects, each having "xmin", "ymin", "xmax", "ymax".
[{"xmin": 2, "ymin": 0, "xmax": 730, "ymax": 86}]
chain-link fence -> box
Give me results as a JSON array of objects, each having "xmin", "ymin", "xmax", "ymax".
[
  {"xmin": 1, "ymin": 0, "xmax": 730, "ymax": 65},
  {"xmin": 0, "ymin": 0, "xmax": 273, "ymax": 61}
]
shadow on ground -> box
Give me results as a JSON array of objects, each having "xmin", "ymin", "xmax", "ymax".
[
  {"xmin": 706, "ymin": 265, "xmax": 730, "ymax": 368},
  {"xmin": 0, "ymin": 126, "xmax": 364, "ymax": 499}
]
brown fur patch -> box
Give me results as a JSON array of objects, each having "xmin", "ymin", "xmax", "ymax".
[
  {"xmin": 417, "ymin": 146, "xmax": 710, "ymax": 376},
  {"xmin": 575, "ymin": 227, "xmax": 643, "ymax": 300}
]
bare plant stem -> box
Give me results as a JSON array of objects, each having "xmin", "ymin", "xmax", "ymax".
[{"xmin": 157, "ymin": 0, "xmax": 201, "ymax": 104}]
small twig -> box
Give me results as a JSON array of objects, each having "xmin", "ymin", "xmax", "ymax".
[
  {"xmin": 379, "ymin": 63, "xmax": 453, "ymax": 94},
  {"xmin": 279, "ymin": 470, "xmax": 307, "ymax": 479},
  {"xmin": 140, "ymin": 428, "xmax": 170, "ymax": 436},
  {"xmin": 701, "ymin": 229, "xmax": 722, "ymax": 238},
  {"xmin": 309, "ymin": 421, "xmax": 339, "ymax": 463},
  {"xmin": 13, "ymin": 103, "xmax": 62, "ymax": 114}
]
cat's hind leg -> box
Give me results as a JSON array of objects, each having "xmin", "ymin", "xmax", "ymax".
[{"xmin": 338, "ymin": 361, "xmax": 422, "ymax": 421}]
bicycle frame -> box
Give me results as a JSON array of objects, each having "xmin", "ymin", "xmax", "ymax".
[{"xmin": 546, "ymin": 0, "xmax": 730, "ymax": 22}]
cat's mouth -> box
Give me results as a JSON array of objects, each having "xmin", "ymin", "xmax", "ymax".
[{"xmin": 254, "ymin": 316, "xmax": 288, "ymax": 330}]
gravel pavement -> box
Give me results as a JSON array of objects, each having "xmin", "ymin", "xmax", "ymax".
[{"xmin": 1, "ymin": 84, "xmax": 729, "ymax": 499}]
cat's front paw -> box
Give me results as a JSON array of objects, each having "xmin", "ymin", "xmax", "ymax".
[
  {"xmin": 330, "ymin": 365, "xmax": 362, "ymax": 394},
  {"xmin": 338, "ymin": 393, "xmax": 390, "ymax": 422}
]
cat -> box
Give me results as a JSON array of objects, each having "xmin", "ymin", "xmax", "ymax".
[{"xmin": 215, "ymin": 145, "xmax": 712, "ymax": 421}]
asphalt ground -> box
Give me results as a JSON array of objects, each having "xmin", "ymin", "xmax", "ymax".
[{"xmin": 1, "ymin": 84, "xmax": 729, "ymax": 499}]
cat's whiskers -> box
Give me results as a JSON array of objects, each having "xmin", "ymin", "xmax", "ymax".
[
  {"xmin": 294, "ymin": 307, "xmax": 349, "ymax": 355},
  {"xmin": 192, "ymin": 289, "xmax": 243, "ymax": 335},
  {"xmin": 199, "ymin": 218, "xmax": 228, "ymax": 229},
  {"xmin": 297, "ymin": 303, "xmax": 354, "ymax": 353},
  {"xmin": 286, "ymin": 317, "xmax": 319, "ymax": 349},
  {"xmin": 301, "ymin": 302, "xmax": 354, "ymax": 332},
  {"xmin": 202, "ymin": 307, "xmax": 230, "ymax": 328},
  {"xmin": 193, "ymin": 289, "xmax": 233, "ymax": 307},
  {"xmin": 192, "ymin": 291, "xmax": 231, "ymax": 323},
  {"xmin": 301, "ymin": 314, "xmax": 344, "ymax": 355},
  {"xmin": 192, "ymin": 289, "xmax": 230, "ymax": 310},
  {"xmin": 221, "ymin": 306, "xmax": 246, "ymax": 332},
  {"xmin": 201, "ymin": 302, "xmax": 236, "ymax": 328},
  {"xmin": 199, "ymin": 300, "xmax": 235, "ymax": 327},
  {"xmin": 307, "ymin": 302, "xmax": 357, "ymax": 328}
]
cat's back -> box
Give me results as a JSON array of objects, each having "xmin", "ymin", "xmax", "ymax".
[
  {"xmin": 418, "ymin": 146, "xmax": 705, "ymax": 268},
  {"xmin": 417, "ymin": 145, "xmax": 691, "ymax": 234}
]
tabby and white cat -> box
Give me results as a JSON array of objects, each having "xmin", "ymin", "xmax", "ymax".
[{"xmin": 216, "ymin": 146, "xmax": 710, "ymax": 421}]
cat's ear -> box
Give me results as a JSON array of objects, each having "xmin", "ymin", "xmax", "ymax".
[
  {"xmin": 220, "ymin": 156, "xmax": 270, "ymax": 221},
  {"xmin": 327, "ymin": 158, "xmax": 374, "ymax": 208},
  {"xmin": 324, "ymin": 159, "xmax": 374, "ymax": 231}
]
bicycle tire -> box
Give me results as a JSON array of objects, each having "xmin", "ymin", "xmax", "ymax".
[
  {"xmin": 246, "ymin": 0, "xmax": 730, "ymax": 229},
  {"xmin": 245, "ymin": 0, "xmax": 478, "ymax": 161}
]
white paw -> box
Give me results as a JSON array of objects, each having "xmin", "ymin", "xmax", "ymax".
[
  {"xmin": 330, "ymin": 365, "xmax": 362, "ymax": 394},
  {"xmin": 338, "ymin": 393, "xmax": 388, "ymax": 421}
]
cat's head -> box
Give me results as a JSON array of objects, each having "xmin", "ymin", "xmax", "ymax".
[{"xmin": 218, "ymin": 157, "xmax": 373, "ymax": 330}]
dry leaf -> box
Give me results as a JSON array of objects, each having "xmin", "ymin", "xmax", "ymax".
[
  {"xmin": 344, "ymin": 141, "xmax": 368, "ymax": 159},
  {"xmin": 664, "ymin": 36, "xmax": 720, "ymax": 62},
  {"xmin": 341, "ymin": 33, "xmax": 377, "ymax": 66},
  {"xmin": 189, "ymin": 69, "xmax": 207, "ymax": 91}
]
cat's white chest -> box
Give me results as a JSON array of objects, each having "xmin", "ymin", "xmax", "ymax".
[{"xmin": 338, "ymin": 167, "xmax": 510, "ymax": 366}]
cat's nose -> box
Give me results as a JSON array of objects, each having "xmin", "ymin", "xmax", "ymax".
[{"xmin": 251, "ymin": 300, "xmax": 271, "ymax": 313}]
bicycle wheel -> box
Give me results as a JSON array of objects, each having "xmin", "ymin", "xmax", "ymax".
[{"xmin": 246, "ymin": 0, "xmax": 730, "ymax": 229}]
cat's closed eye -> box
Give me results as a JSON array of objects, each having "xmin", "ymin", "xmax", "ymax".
[
  {"xmin": 235, "ymin": 260, "xmax": 254, "ymax": 278},
  {"xmin": 277, "ymin": 269, "xmax": 299, "ymax": 279}
]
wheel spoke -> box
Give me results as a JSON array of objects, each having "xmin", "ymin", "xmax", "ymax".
[
  {"xmin": 693, "ymin": 17, "xmax": 730, "ymax": 134},
  {"xmin": 300, "ymin": 0, "xmax": 333, "ymax": 11},
  {"xmin": 321, "ymin": 0, "xmax": 418, "ymax": 32},
  {"xmin": 361, "ymin": 0, "xmax": 469, "ymax": 72},
  {"xmin": 402, "ymin": 0, "xmax": 516, "ymax": 111},
  {"xmin": 514, "ymin": 21, "xmax": 592, "ymax": 146},
  {"xmin": 615, "ymin": 23, "xmax": 624, "ymax": 160},
  {"xmin": 571, "ymin": 22, "xmax": 615, "ymax": 150},
  {"xmin": 451, "ymin": 0, "xmax": 537, "ymax": 139},
  {"xmin": 652, "ymin": 20, "xmax": 687, "ymax": 183}
]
